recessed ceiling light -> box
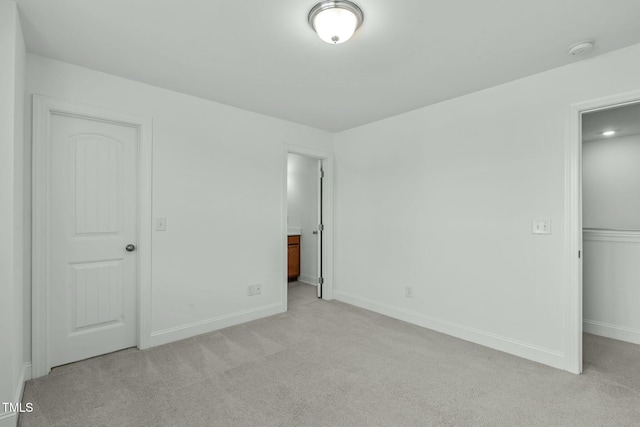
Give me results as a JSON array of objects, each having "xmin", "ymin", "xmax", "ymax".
[
  {"xmin": 602, "ymin": 130, "xmax": 616, "ymax": 137},
  {"xmin": 309, "ymin": 1, "xmax": 364, "ymax": 45}
]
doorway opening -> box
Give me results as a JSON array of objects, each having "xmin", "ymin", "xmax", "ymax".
[
  {"xmin": 581, "ymin": 103, "xmax": 640, "ymax": 369},
  {"xmin": 565, "ymin": 91, "xmax": 640, "ymax": 374},
  {"xmin": 283, "ymin": 146, "xmax": 334, "ymax": 310},
  {"xmin": 287, "ymin": 153, "xmax": 322, "ymax": 300}
]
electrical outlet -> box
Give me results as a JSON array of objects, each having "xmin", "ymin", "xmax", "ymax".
[
  {"xmin": 405, "ymin": 286, "xmax": 413, "ymax": 298},
  {"xmin": 532, "ymin": 219, "xmax": 551, "ymax": 235},
  {"xmin": 254, "ymin": 284, "xmax": 262, "ymax": 295},
  {"xmin": 247, "ymin": 285, "xmax": 255, "ymax": 296}
]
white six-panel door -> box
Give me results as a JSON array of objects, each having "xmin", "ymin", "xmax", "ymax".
[{"xmin": 48, "ymin": 113, "xmax": 138, "ymax": 367}]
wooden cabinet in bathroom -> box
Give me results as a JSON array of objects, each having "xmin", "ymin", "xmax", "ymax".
[{"xmin": 287, "ymin": 235, "xmax": 300, "ymax": 281}]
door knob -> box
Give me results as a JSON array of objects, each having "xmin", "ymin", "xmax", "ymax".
[{"xmin": 125, "ymin": 244, "xmax": 136, "ymax": 252}]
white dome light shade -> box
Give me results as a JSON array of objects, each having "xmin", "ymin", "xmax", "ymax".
[
  {"xmin": 313, "ymin": 7, "xmax": 357, "ymax": 44},
  {"xmin": 309, "ymin": 1, "xmax": 363, "ymax": 45}
]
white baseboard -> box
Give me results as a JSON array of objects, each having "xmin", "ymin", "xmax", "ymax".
[
  {"xmin": 149, "ymin": 303, "xmax": 284, "ymax": 347},
  {"xmin": 334, "ymin": 291, "xmax": 565, "ymax": 370},
  {"xmin": 23, "ymin": 363, "xmax": 31, "ymax": 382},
  {"xmin": 584, "ymin": 319, "xmax": 640, "ymax": 345},
  {"xmin": 297, "ymin": 275, "xmax": 317, "ymax": 286},
  {"xmin": 0, "ymin": 412, "xmax": 15, "ymax": 427},
  {"xmin": 0, "ymin": 362, "xmax": 31, "ymax": 427}
]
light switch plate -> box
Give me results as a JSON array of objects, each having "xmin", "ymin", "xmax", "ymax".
[
  {"xmin": 532, "ymin": 219, "xmax": 551, "ymax": 235},
  {"xmin": 155, "ymin": 217, "xmax": 167, "ymax": 231}
]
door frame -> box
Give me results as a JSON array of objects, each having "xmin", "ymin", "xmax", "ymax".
[
  {"xmin": 31, "ymin": 95, "xmax": 153, "ymax": 378},
  {"xmin": 282, "ymin": 145, "xmax": 334, "ymax": 310},
  {"xmin": 564, "ymin": 89, "xmax": 640, "ymax": 374}
]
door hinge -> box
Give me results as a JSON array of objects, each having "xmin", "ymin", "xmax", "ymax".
[
  {"xmin": 318, "ymin": 277, "xmax": 324, "ymax": 285},
  {"xmin": 319, "ymin": 169, "xmax": 325, "ymax": 179},
  {"xmin": 578, "ymin": 250, "xmax": 581, "ymax": 258},
  {"xmin": 318, "ymin": 224, "xmax": 324, "ymax": 231}
]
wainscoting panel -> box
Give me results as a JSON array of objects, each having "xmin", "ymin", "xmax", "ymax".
[{"xmin": 583, "ymin": 229, "xmax": 640, "ymax": 345}]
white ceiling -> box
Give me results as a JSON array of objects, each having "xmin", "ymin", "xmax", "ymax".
[
  {"xmin": 583, "ymin": 103, "xmax": 640, "ymax": 142},
  {"xmin": 16, "ymin": 0, "xmax": 640, "ymax": 132}
]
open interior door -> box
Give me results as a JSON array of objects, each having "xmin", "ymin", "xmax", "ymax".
[{"xmin": 317, "ymin": 161, "xmax": 324, "ymax": 298}]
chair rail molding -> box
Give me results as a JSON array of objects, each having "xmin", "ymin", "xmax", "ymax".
[{"xmin": 583, "ymin": 228, "xmax": 640, "ymax": 243}]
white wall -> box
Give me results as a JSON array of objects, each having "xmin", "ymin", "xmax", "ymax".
[
  {"xmin": 25, "ymin": 54, "xmax": 333, "ymax": 354},
  {"xmin": 287, "ymin": 153, "xmax": 319, "ymax": 285},
  {"xmin": 582, "ymin": 133, "xmax": 640, "ymax": 344},
  {"xmin": 13, "ymin": 0, "xmax": 25, "ymax": 384},
  {"xmin": 18, "ymin": 27, "xmax": 640, "ymax": 383},
  {"xmin": 334, "ymin": 43, "xmax": 640, "ymax": 371},
  {"xmin": 0, "ymin": 2, "xmax": 26, "ymax": 426},
  {"xmin": 583, "ymin": 134, "xmax": 640, "ymax": 230}
]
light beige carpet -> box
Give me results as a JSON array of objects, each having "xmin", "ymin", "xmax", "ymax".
[{"xmin": 20, "ymin": 282, "xmax": 640, "ymax": 426}]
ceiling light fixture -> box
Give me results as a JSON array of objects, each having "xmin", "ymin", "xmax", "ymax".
[
  {"xmin": 308, "ymin": 1, "xmax": 364, "ymax": 45},
  {"xmin": 602, "ymin": 130, "xmax": 616, "ymax": 137}
]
